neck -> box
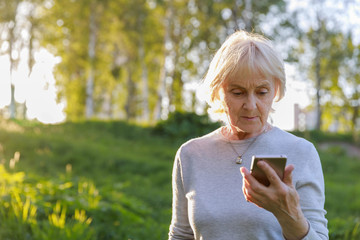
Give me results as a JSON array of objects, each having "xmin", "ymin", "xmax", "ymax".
[{"xmin": 223, "ymin": 123, "xmax": 270, "ymax": 140}]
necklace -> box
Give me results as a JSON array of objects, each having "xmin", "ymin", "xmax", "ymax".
[{"xmin": 225, "ymin": 125, "xmax": 270, "ymax": 164}]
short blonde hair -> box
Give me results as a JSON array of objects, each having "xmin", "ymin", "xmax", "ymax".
[{"xmin": 199, "ymin": 30, "xmax": 286, "ymax": 117}]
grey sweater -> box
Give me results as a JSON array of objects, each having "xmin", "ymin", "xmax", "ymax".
[{"xmin": 169, "ymin": 127, "xmax": 328, "ymax": 240}]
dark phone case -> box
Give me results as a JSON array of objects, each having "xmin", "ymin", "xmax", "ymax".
[{"xmin": 250, "ymin": 155, "xmax": 287, "ymax": 186}]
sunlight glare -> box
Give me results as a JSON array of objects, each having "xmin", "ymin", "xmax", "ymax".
[
  {"xmin": 26, "ymin": 49, "xmax": 65, "ymax": 124},
  {"xmin": 0, "ymin": 48, "xmax": 65, "ymax": 124},
  {"xmin": 271, "ymin": 63, "xmax": 311, "ymax": 130},
  {"xmin": 0, "ymin": 56, "xmax": 11, "ymax": 108}
]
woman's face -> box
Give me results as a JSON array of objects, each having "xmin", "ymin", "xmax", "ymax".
[{"xmin": 220, "ymin": 75, "xmax": 277, "ymax": 138}]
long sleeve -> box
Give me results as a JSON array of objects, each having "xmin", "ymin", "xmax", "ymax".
[
  {"xmin": 295, "ymin": 143, "xmax": 329, "ymax": 240},
  {"xmin": 168, "ymin": 149, "xmax": 194, "ymax": 240},
  {"xmin": 167, "ymin": 127, "xmax": 329, "ymax": 240}
]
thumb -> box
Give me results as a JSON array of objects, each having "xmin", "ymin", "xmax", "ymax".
[{"xmin": 283, "ymin": 164, "xmax": 295, "ymax": 185}]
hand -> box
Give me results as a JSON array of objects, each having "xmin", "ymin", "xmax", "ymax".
[{"xmin": 240, "ymin": 162, "xmax": 309, "ymax": 240}]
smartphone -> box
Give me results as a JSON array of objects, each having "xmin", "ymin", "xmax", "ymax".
[{"xmin": 250, "ymin": 155, "xmax": 287, "ymax": 186}]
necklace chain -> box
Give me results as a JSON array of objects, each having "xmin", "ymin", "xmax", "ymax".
[{"xmin": 226, "ymin": 125, "xmax": 270, "ymax": 164}]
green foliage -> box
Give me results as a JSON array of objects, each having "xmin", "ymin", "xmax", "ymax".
[
  {"xmin": 328, "ymin": 218, "xmax": 360, "ymax": 240},
  {"xmin": 0, "ymin": 119, "xmax": 175, "ymax": 240},
  {"xmin": 0, "ymin": 120, "xmax": 359, "ymax": 239},
  {"xmin": 27, "ymin": 0, "xmax": 291, "ymax": 121},
  {"xmin": 292, "ymin": 130, "xmax": 360, "ymax": 239},
  {"xmin": 0, "ymin": 166, "xmax": 94, "ymax": 240},
  {"xmin": 311, "ymin": 142, "xmax": 360, "ymax": 240},
  {"xmin": 297, "ymin": 17, "xmax": 360, "ymax": 132},
  {"xmin": 153, "ymin": 111, "xmax": 221, "ymax": 141},
  {"xmin": 292, "ymin": 130, "xmax": 357, "ymax": 146}
]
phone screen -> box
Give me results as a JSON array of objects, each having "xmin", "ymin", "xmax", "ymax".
[{"xmin": 250, "ymin": 155, "xmax": 287, "ymax": 186}]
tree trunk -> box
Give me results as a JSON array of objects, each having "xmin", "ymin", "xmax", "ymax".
[
  {"xmin": 153, "ymin": 2, "xmax": 172, "ymax": 121},
  {"xmin": 168, "ymin": 53, "xmax": 183, "ymax": 112},
  {"xmin": 314, "ymin": 29, "xmax": 322, "ymax": 131},
  {"xmin": 244, "ymin": 0, "xmax": 252, "ymax": 31},
  {"xmin": 86, "ymin": 6, "xmax": 97, "ymax": 119},
  {"xmin": 24, "ymin": 15, "xmax": 35, "ymax": 120},
  {"xmin": 125, "ymin": 66, "xmax": 136, "ymax": 121},
  {"xmin": 352, "ymin": 103, "xmax": 359, "ymax": 142},
  {"xmin": 154, "ymin": 62, "xmax": 167, "ymax": 121},
  {"xmin": 139, "ymin": 42, "xmax": 149, "ymax": 122},
  {"xmin": 9, "ymin": 22, "xmax": 16, "ymax": 119},
  {"xmin": 231, "ymin": 3, "xmax": 240, "ymax": 30},
  {"xmin": 10, "ymin": 83, "xmax": 16, "ymax": 119}
]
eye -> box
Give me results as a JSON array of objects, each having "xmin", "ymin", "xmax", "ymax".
[
  {"xmin": 257, "ymin": 88, "xmax": 269, "ymax": 95},
  {"xmin": 231, "ymin": 89, "xmax": 244, "ymax": 96}
]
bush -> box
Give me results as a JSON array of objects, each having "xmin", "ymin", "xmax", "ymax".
[
  {"xmin": 291, "ymin": 130, "xmax": 357, "ymax": 146},
  {"xmin": 153, "ymin": 111, "xmax": 221, "ymax": 141}
]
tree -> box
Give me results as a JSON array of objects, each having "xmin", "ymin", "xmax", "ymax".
[
  {"xmin": 292, "ymin": 0, "xmax": 360, "ymax": 133},
  {"xmin": 38, "ymin": 0, "xmax": 109, "ymax": 120},
  {"xmin": 339, "ymin": 34, "xmax": 360, "ymax": 139},
  {"xmin": 0, "ymin": 0, "xmax": 22, "ymax": 119},
  {"xmin": 154, "ymin": 0, "xmax": 289, "ymax": 119},
  {"xmin": 85, "ymin": 0, "xmax": 97, "ymax": 119},
  {"xmin": 33, "ymin": 0, "xmax": 293, "ymax": 123},
  {"xmin": 300, "ymin": 20, "xmax": 348, "ymax": 131}
]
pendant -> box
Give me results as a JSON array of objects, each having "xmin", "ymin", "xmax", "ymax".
[{"xmin": 236, "ymin": 156, "xmax": 243, "ymax": 164}]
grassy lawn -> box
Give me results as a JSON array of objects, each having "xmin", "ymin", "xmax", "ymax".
[
  {"xmin": 0, "ymin": 119, "xmax": 359, "ymax": 239},
  {"xmin": 318, "ymin": 145, "xmax": 360, "ymax": 239}
]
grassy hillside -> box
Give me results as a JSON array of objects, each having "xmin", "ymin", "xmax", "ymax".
[
  {"xmin": 0, "ymin": 120, "xmax": 177, "ymax": 240},
  {"xmin": 0, "ymin": 119, "xmax": 359, "ymax": 239}
]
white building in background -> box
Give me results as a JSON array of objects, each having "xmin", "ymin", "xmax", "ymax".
[{"xmin": 294, "ymin": 103, "xmax": 317, "ymax": 131}]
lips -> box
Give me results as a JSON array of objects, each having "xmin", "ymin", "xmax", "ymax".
[{"xmin": 242, "ymin": 116, "xmax": 258, "ymax": 120}]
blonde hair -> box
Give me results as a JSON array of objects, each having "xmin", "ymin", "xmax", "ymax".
[{"xmin": 199, "ymin": 30, "xmax": 286, "ymax": 117}]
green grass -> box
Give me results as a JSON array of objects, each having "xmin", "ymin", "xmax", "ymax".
[
  {"xmin": 0, "ymin": 120, "xmax": 177, "ymax": 240},
  {"xmin": 0, "ymin": 119, "xmax": 359, "ymax": 239},
  {"xmin": 316, "ymin": 145, "xmax": 360, "ymax": 239}
]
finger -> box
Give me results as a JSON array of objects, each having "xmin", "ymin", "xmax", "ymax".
[
  {"xmin": 243, "ymin": 181, "xmax": 255, "ymax": 201},
  {"xmin": 243, "ymin": 183, "xmax": 265, "ymax": 208},
  {"xmin": 240, "ymin": 166, "xmax": 252, "ymax": 186},
  {"xmin": 242, "ymin": 169, "xmax": 266, "ymax": 200},
  {"xmin": 240, "ymin": 166, "xmax": 264, "ymax": 188},
  {"xmin": 257, "ymin": 161, "xmax": 282, "ymax": 186},
  {"xmin": 283, "ymin": 164, "xmax": 295, "ymax": 185},
  {"xmin": 241, "ymin": 167, "xmax": 254, "ymax": 194},
  {"xmin": 240, "ymin": 166, "xmax": 250, "ymax": 176}
]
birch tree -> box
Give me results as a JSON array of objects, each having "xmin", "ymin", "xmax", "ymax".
[
  {"xmin": 85, "ymin": 1, "xmax": 97, "ymax": 119},
  {"xmin": 0, "ymin": 0, "xmax": 22, "ymax": 119},
  {"xmin": 153, "ymin": 0, "xmax": 173, "ymax": 121}
]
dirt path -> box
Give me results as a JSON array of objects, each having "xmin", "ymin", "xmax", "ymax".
[{"xmin": 318, "ymin": 142, "xmax": 360, "ymax": 159}]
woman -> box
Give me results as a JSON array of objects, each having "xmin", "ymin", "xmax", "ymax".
[{"xmin": 168, "ymin": 31, "xmax": 328, "ymax": 240}]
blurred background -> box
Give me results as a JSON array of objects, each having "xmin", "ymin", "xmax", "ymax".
[
  {"xmin": 0, "ymin": 0, "xmax": 359, "ymax": 134},
  {"xmin": 0, "ymin": 0, "xmax": 360, "ymax": 239}
]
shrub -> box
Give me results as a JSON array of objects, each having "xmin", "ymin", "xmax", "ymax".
[{"xmin": 153, "ymin": 111, "xmax": 221, "ymax": 140}]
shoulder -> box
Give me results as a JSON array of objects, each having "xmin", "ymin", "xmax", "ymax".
[
  {"xmin": 266, "ymin": 127, "xmax": 322, "ymax": 169},
  {"xmin": 261, "ymin": 127, "xmax": 320, "ymax": 165},
  {"xmin": 266, "ymin": 127, "xmax": 315, "ymax": 150},
  {"xmin": 176, "ymin": 127, "xmax": 223, "ymax": 158}
]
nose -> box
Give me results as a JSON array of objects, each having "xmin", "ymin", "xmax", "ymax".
[{"xmin": 243, "ymin": 94, "xmax": 257, "ymax": 110}]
